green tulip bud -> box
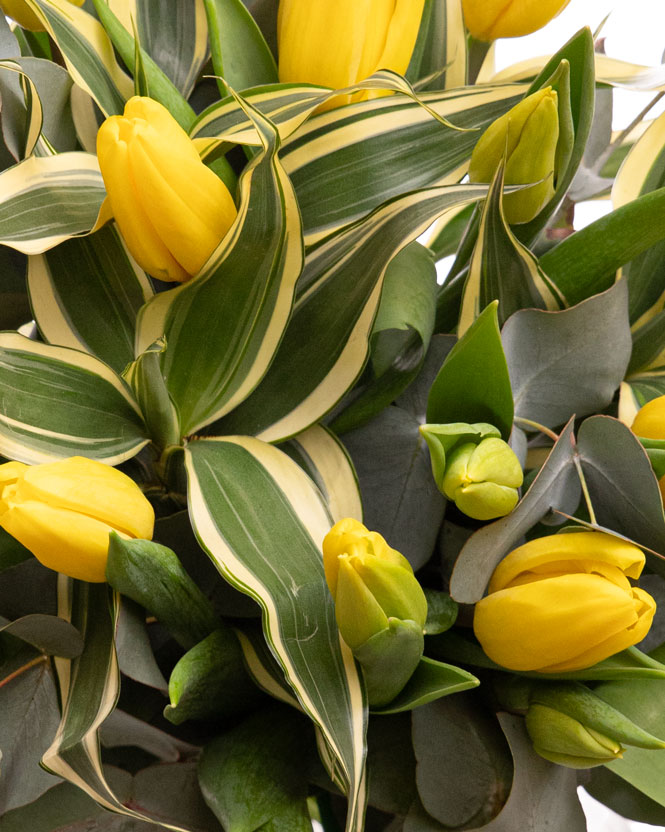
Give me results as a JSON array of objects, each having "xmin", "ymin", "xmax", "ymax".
[
  {"xmin": 526, "ymin": 703, "xmax": 624, "ymax": 768},
  {"xmin": 469, "ymin": 87, "xmax": 560, "ymax": 224},
  {"xmin": 323, "ymin": 518, "xmax": 427, "ymax": 705},
  {"xmin": 420, "ymin": 424, "xmax": 523, "ymax": 521}
]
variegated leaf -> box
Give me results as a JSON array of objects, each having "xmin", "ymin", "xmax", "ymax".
[
  {"xmin": 42, "ymin": 579, "xmax": 194, "ymax": 831},
  {"xmin": 28, "ymin": 225, "xmax": 152, "ymax": 373},
  {"xmin": 185, "ymin": 437, "xmax": 367, "ymax": 832},
  {"xmin": 0, "ymin": 333, "xmax": 148, "ymax": 464},
  {"xmin": 280, "ymin": 424, "xmax": 363, "ymax": 523},
  {"xmin": 0, "ymin": 152, "xmax": 105, "ymax": 254},
  {"xmin": 217, "ymin": 182, "xmax": 489, "ymax": 443},
  {"xmin": 26, "ymin": 0, "xmax": 133, "ymax": 117},
  {"xmin": 136, "ymin": 91, "xmax": 303, "ymax": 436}
]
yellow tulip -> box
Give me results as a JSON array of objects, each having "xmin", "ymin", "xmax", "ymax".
[
  {"xmin": 462, "ymin": 0, "xmax": 571, "ymax": 41},
  {"xmin": 322, "ymin": 517, "xmax": 427, "ymax": 650},
  {"xmin": 277, "ymin": 0, "xmax": 425, "ymax": 109},
  {"xmin": 0, "ymin": 457, "xmax": 154, "ymax": 583},
  {"xmin": 96, "ymin": 97, "xmax": 237, "ymax": 283},
  {"xmin": 632, "ymin": 395, "xmax": 665, "ymax": 440},
  {"xmin": 473, "ymin": 532, "xmax": 656, "ymax": 672},
  {"xmin": 469, "ymin": 87, "xmax": 560, "ymax": 224},
  {"xmin": 0, "ymin": 0, "xmax": 84, "ymax": 31}
]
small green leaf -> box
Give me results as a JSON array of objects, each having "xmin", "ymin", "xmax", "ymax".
[
  {"xmin": 423, "ymin": 589, "xmax": 458, "ymax": 635},
  {"xmin": 106, "ymin": 535, "xmax": 219, "ymax": 650},
  {"xmin": 427, "ymin": 301, "xmax": 514, "ymax": 438},
  {"xmin": 372, "ymin": 656, "xmax": 478, "ymax": 714},
  {"xmin": 0, "ymin": 614, "xmax": 82, "ymax": 658}
]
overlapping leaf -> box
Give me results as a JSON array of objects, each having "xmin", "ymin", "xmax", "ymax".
[{"xmin": 185, "ymin": 437, "xmax": 367, "ymax": 832}]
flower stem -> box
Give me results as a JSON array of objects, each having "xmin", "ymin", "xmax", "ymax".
[
  {"xmin": 514, "ymin": 416, "xmax": 560, "ymax": 443},
  {"xmin": 573, "ymin": 456, "xmax": 598, "ymax": 525}
]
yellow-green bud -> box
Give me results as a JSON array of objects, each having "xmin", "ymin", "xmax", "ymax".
[
  {"xmin": 469, "ymin": 87, "xmax": 560, "ymax": 224},
  {"xmin": 525, "ymin": 703, "xmax": 624, "ymax": 769},
  {"xmin": 442, "ymin": 437, "xmax": 522, "ymax": 520},
  {"xmin": 323, "ymin": 518, "xmax": 427, "ymax": 650}
]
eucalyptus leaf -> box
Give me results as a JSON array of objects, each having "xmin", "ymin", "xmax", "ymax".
[
  {"xmin": 427, "ymin": 301, "xmax": 514, "ymax": 438},
  {"xmin": 411, "ymin": 692, "xmax": 513, "ymax": 829},
  {"xmin": 99, "ymin": 709, "xmax": 199, "ymax": 763},
  {"xmin": 341, "ymin": 406, "xmax": 445, "ymax": 571},
  {"xmin": 115, "ymin": 596, "xmax": 168, "ymax": 693},
  {"xmin": 366, "ymin": 713, "xmax": 418, "ymax": 816},
  {"xmin": 577, "ymin": 415, "xmax": 665, "ymax": 563},
  {"xmin": 0, "ymin": 650, "xmax": 61, "ymax": 813},
  {"xmin": 502, "ymin": 281, "xmax": 631, "ymax": 429},
  {"xmin": 0, "ymin": 613, "xmax": 83, "ymax": 658}
]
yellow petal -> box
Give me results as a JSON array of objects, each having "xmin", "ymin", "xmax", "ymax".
[
  {"xmin": 0, "ymin": 460, "xmax": 28, "ymax": 487},
  {"xmin": 488, "ymin": 532, "xmax": 645, "ymax": 593},
  {"xmin": 632, "ymin": 395, "xmax": 665, "ymax": 440},
  {"xmin": 0, "ymin": 500, "xmax": 124, "ymax": 582},
  {"xmin": 97, "ymin": 116, "xmax": 189, "ymax": 282},
  {"xmin": 15, "ymin": 456, "xmax": 154, "ymax": 540},
  {"xmin": 335, "ymin": 555, "xmax": 389, "ymax": 649},
  {"xmin": 474, "ymin": 573, "xmax": 642, "ymax": 671},
  {"xmin": 352, "ymin": 554, "xmax": 427, "ymax": 627},
  {"xmin": 462, "ymin": 0, "xmax": 571, "ymax": 41}
]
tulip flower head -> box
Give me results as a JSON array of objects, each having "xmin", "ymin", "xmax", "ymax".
[
  {"xmin": 526, "ymin": 704, "xmax": 624, "ymax": 768},
  {"xmin": 97, "ymin": 97, "xmax": 237, "ymax": 283},
  {"xmin": 277, "ymin": 0, "xmax": 425, "ymax": 109},
  {"xmin": 473, "ymin": 532, "xmax": 656, "ymax": 672},
  {"xmin": 632, "ymin": 395, "xmax": 665, "ymax": 440},
  {"xmin": 0, "ymin": 457, "xmax": 155, "ymax": 582},
  {"xmin": 323, "ymin": 517, "xmax": 427, "ymax": 650},
  {"xmin": 462, "ymin": 0, "xmax": 572, "ymax": 41},
  {"xmin": 469, "ymin": 87, "xmax": 560, "ymax": 224},
  {"xmin": 0, "ymin": 0, "xmax": 84, "ymax": 31}
]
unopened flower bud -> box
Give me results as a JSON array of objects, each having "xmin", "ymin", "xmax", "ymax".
[
  {"xmin": 469, "ymin": 87, "xmax": 560, "ymax": 224},
  {"xmin": 526, "ymin": 703, "xmax": 624, "ymax": 768}
]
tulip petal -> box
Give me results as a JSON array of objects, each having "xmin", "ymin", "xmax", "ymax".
[
  {"xmin": 96, "ymin": 117, "xmax": 189, "ymax": 282},
  {"xmin": 455, "ymin": 481, "xmax": 519, "ymax": 520},
  {"xmin": 488, "ymin": 532, "xmax": 645, "ymax": 593},
  {"xmin": 631, "ymin": 394, "xmax": 665, "ymax": 440},
  {"xmin": 474, "ymin": 573, "xmax": 644, "ymax": 671},
  {"xmin": 128, "ymin": 129, "xmax": 235, "ymax": 277},
  {"xmin": 467, "ymin": 438, "xmax": 523, "ymax": 487},
  {"xmin": 374, "ymin": 0, "xmax": 426, "ymax": 78},
  {"xmin": 352, "ymin": 555, "xmax": 428, "ymax": 627},
  {"xmin": 0, "ymin": 500, "xmax": 123, "ymax": 582},
  {"xmin": 16, "ymin": 456, "xmax": 154, "ymax": 540},
  {"xmin": 335, "ymin": 556, "xmax": 389, "ymax": 649}
]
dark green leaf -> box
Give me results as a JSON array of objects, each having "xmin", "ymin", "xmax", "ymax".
[
  {"xmin": 366, "ymin": 712, "xmax": 418, "ymax": 816},
  {"xmin": 585, "ymin": 766, "xmax": 665, "ymax": 826},
  {"xmin": 411, "ymin": 692, "xmax": 513, "ymax": 828},
  {"xmin": 106, "ymin": 535, "xmax": 219, "ymax": 650},
  {"xmin": 0, "ymin": 613, "xmax": 82, "ymax": 658},
  {"xmin": 165, "ymin": 629, "xmax": 261, "ymax": 724},
  {"xmin": 0, "ymin": 526, "xmax": 31, "ymax": 572},
  {"xmin": 450, "ymin": 419, "xmax": 579, "ymax": 604},
  {"xmin": 204, "ymin": 0, "xmax": 278, "ymax": 93},
  {"xmin": 427, "ymin": 301, "xmax": 514, "ymax": 437},
  {"xmin": 423, "ymin": 589, "xmax": 458, "ymax": 635},
  {"xmin": 577, "ymin": 415, "xmax": 665, "ymax": 564},
  {"xmin": 502, "ymin": 280, "xmax": 631, "ymax": 429},
  {"xmin": 342, "ymin": 406, "xmax": 445, "ymax": 571},
  {"xmin": 0, "ymin": 650, "xmax": 61, "ymax": 813},
  {"xmin": 114, "ymin": 596, "xmax": 168, "ymax": 692},
  {"xmin": 372, "ymin": 657, "xmax": 478, "ymax": 715},
  {"xmin": 198, "ymin": 707, "xmax": 312, "ymax": 832},
  {"xmin": 99, "ymin": 709, "xmax": 198, "ymax": 763}
]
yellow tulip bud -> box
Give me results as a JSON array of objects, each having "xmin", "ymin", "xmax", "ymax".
[
  {"xmin": 96, "ymin": 97, "xmax": 237, "ymax": 283},
  {"xmin": 322, "ymin": 518, "xmax": 427, "ymax": 650},
  {"xmin": 0, "ymin": 457, "xmax": 154, "ymax": 583},
  {"xmin": 442, "ymin": 437, "xmax": 523, "ymax": 520},
  {"xmin": 277, "ymin": 0, "xmax": 425, "ymax": 109},
  {"xmin": 0, "ymin": 0, "xmax": 84, "ymax": 31},
  {"xmin": 632, "ymin": 395, "xmax": 665, "ymax": 440},
  {"xmin": 462, "ymin": 0, "xmax": 571, "ymax": 41},
  {"xmin": 469, "ymin": 87, "xmax": 560, "ymax": 224},
  {"xmin": 473, "ymin": 532, "xmax": 656, "ymax": 672},
  {"xmin": 526, "ymin": 704, "xmax": 624, "ymax": 768}
]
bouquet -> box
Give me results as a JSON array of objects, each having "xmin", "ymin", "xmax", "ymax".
[{"xmin": 4, "ymin": 1, "xmax": 665, "ymax": 830}]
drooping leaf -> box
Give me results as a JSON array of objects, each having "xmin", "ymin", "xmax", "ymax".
[
  {"xmin": 427, "ymin": 301, "xmax": 514, "ymax": 437},
  {"xmin": 28, "ymin": 0, "xmax": 133, "ymax": 117},
  {"xmin": 0, "ymin": 333, "xmax": 149, "ymax": 465},
  {"xmin": 185, "ymin": 437, "xmax": 367, "ymax": 831},
  {"xmin": 502, "ymin": 280, "xmax": 631, "ymax": 429}
]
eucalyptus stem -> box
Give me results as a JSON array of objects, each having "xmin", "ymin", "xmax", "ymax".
[
  {"xmin": 573, "ymin": 456, "xmax": 598, "ymax": 525},
  {"xmin": 513, "ymin": 416, "xmax": 560, "ymax": 442}
]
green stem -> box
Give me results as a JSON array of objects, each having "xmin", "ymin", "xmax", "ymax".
[
  {"xmin": 514, "ymin": 416, "xmax": 560, "ymax": 443},
  {"xmin": 573, "ymin": 456, "xmax": 597, "ymax": 525}
]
